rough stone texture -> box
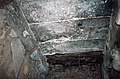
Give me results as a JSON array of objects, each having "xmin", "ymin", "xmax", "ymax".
[
  {"xmin": 112, "ymin": 49, "xmax": 120, "ymax": 71},
  {"xmin": 0, "ymin": 9, "xmax": 15, "ymax": 79},
  {"xmin": 0, "ymin": 0, "xmax": 114, "ymax": 79},
  {"xmin": 39, "ymin": 40, "xmax": 106, "ymax": 55},
  {"xmin": 46, "ymin": 64, "xmax": 102, "ymax": 79},
  {"xmin": 21, "ymin": 0, "xmax": 110, "ymax": 23},
  {"xmin": 11, "ymin": 38, "xmax": 25, "ymax": 77},
  {"xmin": 30, "ymin": 18, "xmax": 109, "ymax": 41},
  {"xmin": 16, "ymin": 0, "xmax": 111, "ymax": 55},
  {"xmin": 5, "ymin": 1, "xmax": 48, "ymax": 79},
  {"xmin": 110, "ymin": 0, "xmax": 120, "ymax": 72},
  {"xmin": 0, "ymin": 0, "xmax": 13, "ymax": 9}
]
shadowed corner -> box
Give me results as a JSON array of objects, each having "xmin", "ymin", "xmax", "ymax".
[{"xmin": 0, "ymin": 0, "xmax": 13, "ymax": 9}]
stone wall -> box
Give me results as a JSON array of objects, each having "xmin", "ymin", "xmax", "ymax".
[
  {"xmin": 0, "ymin": 0, "xmax": 113, "ymax": 79},
  {"xmin": 18, "ymin": 0, "xmax": 110, "ymax": 55}
]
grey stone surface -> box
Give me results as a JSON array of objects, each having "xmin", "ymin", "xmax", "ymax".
[
  {"xmin": 11, "ymin": 38, "xmax": 25, "ymax": 77},
  {"xmin": 0, "ymin": 9, "xmax": 5, "ymax": 39},
  {"xmin": 14, "ymin": 0, "xmax": 111, "ymax": 54},
  {"xmin": 5, "ymin": 3, "xmax": 36, "ymax": 50},
  {"xmin": 30, "ymin": 19, "xmax": 109, "ymax": 42},
  {"xmin": 3, "ymin": 0, "xmax": 120, "ymax": 78},
  {"xmin": 9, "ymin": 29, "xmax": 17, "ymax": 37},
  {"xmin": 3, "ymin": 0, "xmax": 111, "ymax": 78},
  {"xmin": 21, "ymin": 0, "xmax": 110, "ymax": 23},
  {"xmin": 39, "ymin": 39, "xmax": 105, "ymax": 55},
  {"xmin": 0, "ymin": 9, "xmax": 16, "ymax": 79},
  {"xmin": 112, "ymin": 49, "xmax": 120, "ymax": 71},
  {"xmin": 5, "ymin": 1, "xmax": 48, "ymax": 79}
]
